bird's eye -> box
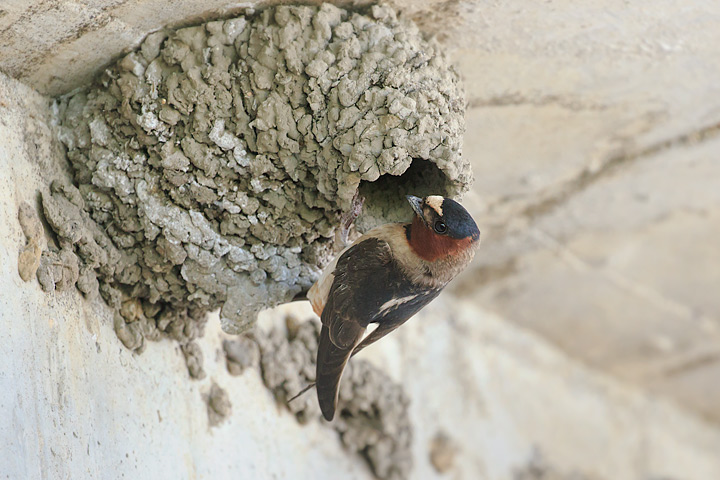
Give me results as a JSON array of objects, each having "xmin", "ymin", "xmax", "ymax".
[{"xmin": 434, "ymin": 221, "xmax": 447, "ymax": 234}]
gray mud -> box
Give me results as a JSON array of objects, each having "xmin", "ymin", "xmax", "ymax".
[
  {"xmin": 429, "ymin": 430, "xmax": 456, "ymax": 473},
  {"xmin": 17, "ymin": 202, "xmax": 44, "ymax": 282},
  {"xmin": 49, "ymin": 3, "xmax": 468, "ymax": 356},
  {"xmin": 514, "ymin": 451, "xmax": 601, "ymax": 480},
  {"xmin": 205, "ymin": 382, "xmax": 232, "ymax": 427},
  {"xmin": 223, "ymin": 335, "xmax": 260, "ymax": 375},
  {"xmin": 255, "ymin": 316, "xmax": 413, "ymax": 480}
]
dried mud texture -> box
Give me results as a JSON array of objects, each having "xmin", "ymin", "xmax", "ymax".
[
  {"xmin": 256, "ymin": 317, "xmax": 413, "ymax": 480},
  {"xmin": 223, "ymin": 336, "xmax": 260, "ymax": 375},
  {"xmin": 40, "ymin": 180, "xmax": 208, "ymax": 355},
  {"xmin": 428, "ymin": 430, "xmax": 456, "ymax": 474},
  {"xmin": 17, "ymin": 202, "xmax": 44, "ymax": 282},
  {"xmin": 182, "ymin": 341, "xmax": 207, "ymax": 379},
  {"xmin": 255, "ymin": 315, "xmax": 322, "ymax": 424},
  {"xmin": 514, "ymin": 451, "xmax": 603, "ymax": 480},
  {"xmin": 37, "ymin": 181, "xmax": 107, "ymax": 295},
  {"xmin": 205, "ymin": 382, "xmax": 232, "ymax": 427},
  {"xmin": 52, "ymin": 3, "xmax": 469, "ymax": 341}
]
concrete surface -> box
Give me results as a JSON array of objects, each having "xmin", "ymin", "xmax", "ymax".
[
  {"xmin": 441, "ymin": 1, "xmax": 720, "ymax": 422},
  {"xmin": 2, "ymin": 77, "xmax": 720, "ymax": 476},
  {"xmin": 2, "ymin": 0, "xmax": 720, "ymax": 478}
]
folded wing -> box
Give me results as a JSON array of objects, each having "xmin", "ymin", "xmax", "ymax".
[{"xmin": 315, "ymin": 236, "xmax": 441, "ymax": 420}]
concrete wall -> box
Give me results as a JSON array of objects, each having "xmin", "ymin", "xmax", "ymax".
[
  {"xmin": 446, "ymin": 1, "xmax": 720, "ymax": 422},
  {"xmin": 2, "ymin": 1, "xmax": 720, "ymax": 479}
]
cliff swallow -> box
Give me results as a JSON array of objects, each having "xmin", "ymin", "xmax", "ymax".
[{"xmin": 307, "ymin": 195, "xmax": 480, "ymax": 420}]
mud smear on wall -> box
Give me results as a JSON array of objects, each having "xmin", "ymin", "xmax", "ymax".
[
  {"xmin": 253, "ymin": 316, "xmax": 413, "ymax": 480},
  {"xmin": 513, "ymin": 451, "xmax": 604, "ymax": 480},
  {"xmin": 42, "ymin": 4, "xmax": 468, "ymax": 374}
]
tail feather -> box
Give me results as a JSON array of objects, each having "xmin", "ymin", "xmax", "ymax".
[{"xmin": 316, "ymin": 325, "xmax": 355, "ymax": 421}]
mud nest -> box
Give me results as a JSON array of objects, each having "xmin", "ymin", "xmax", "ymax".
[{"xmin": 46, "ymin": 3, "xmax": 469, "ymax": 353}]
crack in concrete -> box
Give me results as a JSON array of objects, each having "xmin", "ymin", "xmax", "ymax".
[
  {"xmin": 468, "ymin": 93, "xmax": 610, "ymax": 112},
  {"xmin": 661, "ymin": 351, "xmax": 720, "ymax": 378},
  {"xmin": 451, "ymin": 256, "xmax": 517, "ymax": 297},
  {"xmin": 459, "ymin": 117, "xmax": 720, "ymax": 273},
  {"xmin": 529, "ymin": 227, "xmax": 720, "ymax": 338},
  {"xmin": 0, "ymin": 0, "xmax": 126, "ymax": 77},
  {"xmin": 519, "ymin": 119, "xmax": 720, "ymax": 221},
  {"xmin": 451, "ymin": 121, "xmax": 720, "ymax": 401},
  {"xmin": 620, "ymin": 346, "xmax": 720, "ymax": 383}
]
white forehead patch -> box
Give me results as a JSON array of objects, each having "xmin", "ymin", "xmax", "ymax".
[{"xmin": 424, "ymin": 195, "xmax": 444, "ymax": 216}]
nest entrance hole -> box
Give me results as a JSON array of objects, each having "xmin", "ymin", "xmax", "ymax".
[{"xmin": 356, "ymin": 159, "xmax": 454, "ymax": 230}]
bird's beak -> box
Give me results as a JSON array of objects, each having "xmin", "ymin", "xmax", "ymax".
[{"xmin": 406, "ymin": 195, "xmax": 425, "ymax": 221}]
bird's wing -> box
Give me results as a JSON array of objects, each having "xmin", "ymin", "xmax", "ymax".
[
  {"xmin": 316, "ymin": 236, "xmax": 441, "ymax": 420},
  {"xmin": 316, "ymin": 237, "xmax": 393, "ymax": 420},
  {"xmin": 320, "ymin": 237, "xmax": 394, "ymax": 346},
  {"xmin": 351, "ymin": 288, "xmax": 442, "ymax": 358}
]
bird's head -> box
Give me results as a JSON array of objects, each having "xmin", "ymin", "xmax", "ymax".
[{"xmin": 405, "ymin": 195, "xmax": 480, "ymax": 262}]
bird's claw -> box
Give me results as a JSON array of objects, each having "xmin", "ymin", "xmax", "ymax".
[{"xmin": 337, "ymin": 190, "xmax": 365, "ymax": 249}]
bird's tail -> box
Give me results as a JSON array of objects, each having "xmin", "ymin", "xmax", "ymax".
[{"xmin": 315, "ymin": 325, "xmax": 355, "ymax": 421}]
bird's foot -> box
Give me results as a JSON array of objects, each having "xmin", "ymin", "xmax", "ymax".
[{"xmin": 336, "ymin": 189, "xmax": 365, "ymax": 249}]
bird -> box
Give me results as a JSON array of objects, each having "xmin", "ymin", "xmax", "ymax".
[{"xmin": 305, "ymin": 194, "xmax": 481, "ymax": 421}]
